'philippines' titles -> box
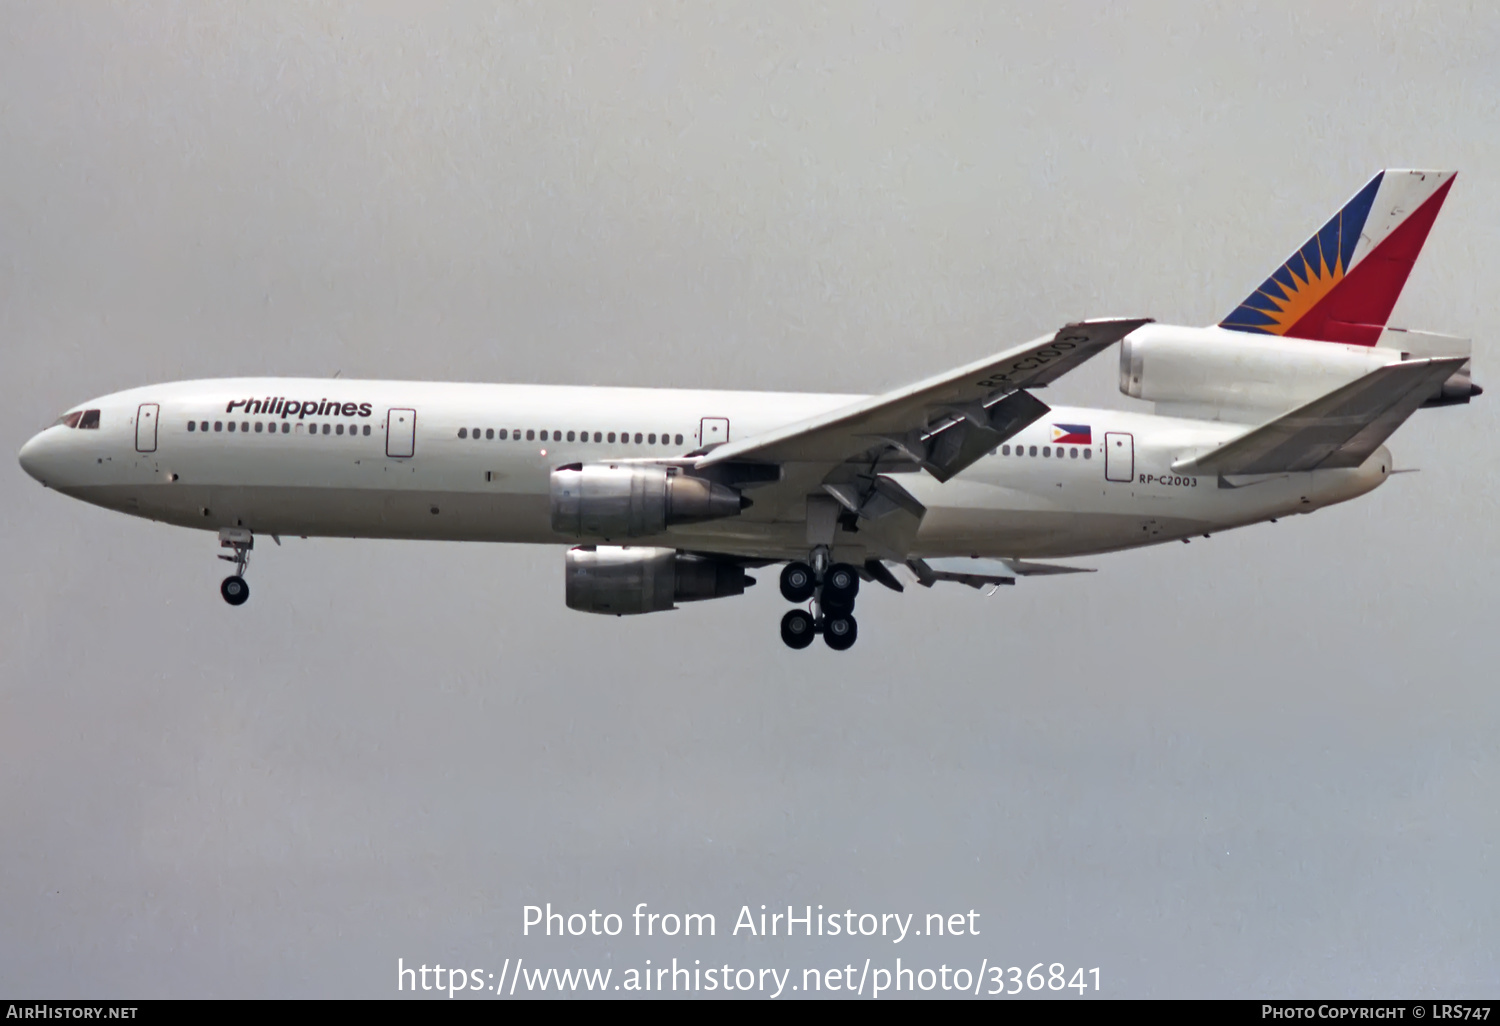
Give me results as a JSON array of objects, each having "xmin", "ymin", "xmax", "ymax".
[{"xmin": 225, "ymin": 397, "xmax": 373, "ymax": 419}]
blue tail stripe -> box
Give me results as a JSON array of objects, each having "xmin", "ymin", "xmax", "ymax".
[{"xmin": 1220, "ymin": 171, "xmax": 1385, "ymax": 334}]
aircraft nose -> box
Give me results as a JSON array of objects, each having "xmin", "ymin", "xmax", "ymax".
[{"xmin": 18, "ymin": 430, "xmax": 56, "ymax": 486}]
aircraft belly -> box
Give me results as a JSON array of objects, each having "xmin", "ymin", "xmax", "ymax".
[
  {"xmin": 912, "ymin": 507, "xmax": 1211, "ymax": 558},
  {"xmin": 60, "ymin": 483, "xmax": 558, "ymax": 543}
]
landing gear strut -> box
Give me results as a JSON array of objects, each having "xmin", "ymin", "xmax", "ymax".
[
  {"xmin": 778, "ymin": 553, "xmax": 862, "ymax": 651},
  {"xmin": 217, "ymin": 527, "xmax": 253, "ymax": 606}
]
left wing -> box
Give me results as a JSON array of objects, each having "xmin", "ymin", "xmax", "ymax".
[{"xmin": 695, "ymin": 318, "xmax": 1151, "ymax": 483}]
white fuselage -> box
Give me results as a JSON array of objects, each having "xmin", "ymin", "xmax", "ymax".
[{"xmin": 18, "ymin": 377, "xmax": 1390, "ymax": 563}]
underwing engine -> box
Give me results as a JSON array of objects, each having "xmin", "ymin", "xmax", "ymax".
[
  {"xmin": 550, "ymin": 463, "xmax": 749, "ymax": 539},
  {"xmin": 564, "ymin": 546, "xmax": 755, "ymax": 615}
]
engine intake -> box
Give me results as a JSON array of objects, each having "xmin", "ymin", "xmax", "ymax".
[
  {"xmin": 565, "ymin": 546, "xmax": 755, "ymax": 615},
  {"xmin": 551, "ymin": 463, "xmax": 748, "ymax": 539}
]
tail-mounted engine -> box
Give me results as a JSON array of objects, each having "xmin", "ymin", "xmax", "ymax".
[
  {"xmin": 565, "ymin": 546, "xmax": 755, "ymax": 615},
  {"xmin": 550, "ymin": 462, "xmax": 749, "ymax": 539},
  {"xmin": 1119, "ymin": 323, "xmax": 1479, "ymax": 416}
]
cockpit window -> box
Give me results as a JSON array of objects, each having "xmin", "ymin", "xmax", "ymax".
[{"xmin": 52, "ymin": 409, "xmax": 100, "ymax": 429}]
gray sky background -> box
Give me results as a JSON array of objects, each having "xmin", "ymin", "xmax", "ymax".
[{"xmin": 2, "ymin": 0, "xmax": 1497, "ymax": 998}]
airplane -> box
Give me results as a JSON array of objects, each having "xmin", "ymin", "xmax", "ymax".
[{"xmin": 17, "ymin": 169, "xmax": 1479, "ymax": 651}]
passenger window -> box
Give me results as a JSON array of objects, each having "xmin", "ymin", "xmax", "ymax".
[
  {"xmin": 337, "ymin": 424, "xmax": 345, "ymax": 435},
  {"xmin": 1028, "ymin": 445, "xmax": 1036, "ymax": 456},
  {"xmin": 188, "ymin": 421, "xmax": 196, "ymax": 432},
  {"xmin": 214, "ymin": 421, "xmax": 222, "ymax": 432},
  {"xmin": 361, "ymin": 424, "xmax": 368, "ymax": 436},
  {"xmin": 485, "ymin": 428, "xmax": 493, "ymax": 440},
  {"xmin": 634, "ymin": 432, "xmax": 643, "ymax": 444},
  {"xmin": 1042, "ymin": 446, "xmax": 1051, "ymax": 457},
  {"xmin": 566, "ymin": 430, "xmax": 575, "ymax": 442},
  {"xmin": 201, "ymin": 421, "xmax": 209, "ymax": 432},
  {"xmin": 607, "ymin": 432, "xmax": 616, "ymax": 443},
  {"xmin": 593, "ymin": 431, "xmax": 602, "ymax": 443},
  {"xmin": 228, "ymin": 421, "xmax": 236, "ymax": 432},
  {"xmin": 498, "ymin": 429, "xmax": 508, "ymax": 440},
  {"xmin": 1070, "ymin": 447, "xmax": 1078, "ymax": 458},
  {"xmin": 458, "ymin": 428, "xmax": 467, "ymax": 438},
  {"xmin": 674, "ymin": 433, "xmax": 683, "ymax": 445},
  {"xmin": 1001, "ymin": 444, "xmax": 1009, "ymax": 455},
  {"xmin": 470, "ymin": 427, "xmax": 479, "ymax": 439},
  {"xmin": 525, "ymin": 429, "xmax": 535, "ymax": 441},
  {"xmin": 322, "ymin": 424, "xmax": 330, "ymax": 435},
  {"xmin": 255, "ymin": 422, "xmax": 263, "ymax": 433},
  {"xmin": 1083, "ymin": 449, "xmax": 1091, "ymax": 460},
  {"xmin": 308, "ymin": 423, "xmax": 317, "ymax": 434},
  {"xmin": 648, "ymin": 433, "xmax": 656, "ymax": 444}
]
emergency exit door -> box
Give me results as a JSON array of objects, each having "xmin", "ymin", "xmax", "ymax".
[
  {"xmin": 386, "ymin": 408, "xmax": 416, "ymax": 458},
  {"xmin": 135, "ymin": 403, "xmax": 158, "ymax": 453},
  {"xmin": 1104, "ymin": 431, "xmax": 1134, "ymax": 483},
  {"xmin": 699, "ymin": 417, "xmax": 730, "ymax": 448}
]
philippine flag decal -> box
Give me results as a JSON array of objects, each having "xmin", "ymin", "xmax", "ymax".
[{"xmin": 1051, "ymin": 423, "xmax": 1092, "ymax": 444}]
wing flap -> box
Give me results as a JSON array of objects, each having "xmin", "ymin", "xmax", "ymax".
[{"xmin": 1172, "ymin": 356, "xmax": 1466, "ymax": 475}]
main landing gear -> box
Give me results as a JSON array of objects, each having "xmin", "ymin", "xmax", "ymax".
[
  {"xmin": 778, "ymin": 549, "xmax": 861, "ymax": 652},
  {"xmin": 217, "ymin": 527, "xmax": 253, "ymax": 606}
]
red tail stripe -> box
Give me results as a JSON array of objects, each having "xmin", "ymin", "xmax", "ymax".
[{"xmin": 1286, "ymin": 175, "xmax": 1455, "ymax": 345}]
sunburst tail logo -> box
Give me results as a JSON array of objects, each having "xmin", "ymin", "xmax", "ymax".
[{"xmin": 1218, "ymin": 170, "xmax": 1455, "ymax": 345}]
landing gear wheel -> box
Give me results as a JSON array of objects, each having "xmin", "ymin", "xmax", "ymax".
[
  {"xmin": 780, "ymin": 609, "xmax": 817, "ymax": 650},
  {"xmin": 823, "ymin": 613, "xmax": 857, "ymax": 651},
  {"xmin": 821, "ymin": 597, "xmax": 854, "ymax": 618},
  {"xmin": 822, "ymin": 562, "xmax": 860, "ymax": 608},
  {"xmin": 779, "ymin": 562, "xmax": 816, "ymax": 603},
  {"xmin": 221, "ymin": 575, "xmax": 250, "ymax": 606}
]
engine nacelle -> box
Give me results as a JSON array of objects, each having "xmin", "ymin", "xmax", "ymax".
[
  {"xmin": 565, "ymin": 546, "xmax": 754, "ymax": 615},
  {"xmin": 550, "ymin": 463, "xmax": 749, "ymax": 539},
  {"xmin": 1120, "ymin": 324, "xmax": 1400, "ymax": 416}
]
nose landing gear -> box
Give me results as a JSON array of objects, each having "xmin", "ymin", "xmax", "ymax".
[
  {"xmin": 220, "ymin": 575, "xmax": 249, "ymax": 605},
  {"xmin": 778, "ymin": 552, "xmax": 862, "ymax": 651},
  {"xmin": 217, "ymin": 527, "xmax": 253, "ymax": 606}
]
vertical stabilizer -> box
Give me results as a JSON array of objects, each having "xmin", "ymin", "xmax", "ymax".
[{"xmin": 1219, "ymin": 170, "xmax": 1455, "ymax": 345}]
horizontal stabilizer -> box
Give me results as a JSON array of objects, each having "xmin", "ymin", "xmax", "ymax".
[{"xmin": 1172, "ymin": 356, "xmax": 1466, "ymax": 475}]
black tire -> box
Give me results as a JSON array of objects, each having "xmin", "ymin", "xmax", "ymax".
[
  {"xmin": 780, "ymin": 608, "xmax": 816, "ymax": 650},
  {"xmin": 823, "ymin": 613, "xmax": 858, "ymax": 651},
  {"xmin": 779, "ymin": 561, "xmax": 816, "ymax": 603},
  {"xmin": 221, "ymin": 575, "xmax": 249, "ymax": 606},
  {"xmin": 820, "ymin": 596, "xmax": 854, "ymax": 618},
  {"xmin": 822, "ymin": 562, "xmax": 860, "ymax": 607}
]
